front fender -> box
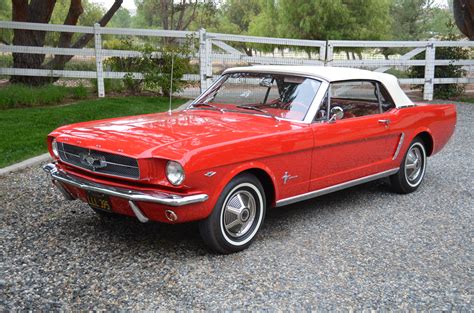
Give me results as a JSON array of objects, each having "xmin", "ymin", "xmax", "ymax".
[{"xmin": 196, "ymin": 161, "xmax": 279, "ymax": 217}]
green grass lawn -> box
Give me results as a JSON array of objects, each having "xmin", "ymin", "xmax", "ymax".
[{"xmin": 0, "ymin": 96, "xmax": 186, "ymax": 168}]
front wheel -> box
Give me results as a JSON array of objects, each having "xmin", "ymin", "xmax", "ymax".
[
  {"xmin": 390, "ymin": 138, "xmax": 427, "ymax": 194},
  {"xmin": 199, "ymin": 173, "xmax": 266, "ymax": 254}
]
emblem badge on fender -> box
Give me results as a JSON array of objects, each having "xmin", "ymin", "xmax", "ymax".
[{"xmin": 282, "ymin": 171, "xmax": 298, "ymax": 184}]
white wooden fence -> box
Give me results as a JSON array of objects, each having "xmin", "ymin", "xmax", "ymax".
[{"xmin": 1, "ymin": 21, "xmax": 473, "ymax": 100}]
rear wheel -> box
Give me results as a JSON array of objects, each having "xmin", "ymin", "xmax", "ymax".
[
  {"xmin": 390, "ymin": 138, "xmax": 427, "ymax": 194},
  {"xmin": 199, "ymin": 173, "xmax": 266, "ymax": 254}
]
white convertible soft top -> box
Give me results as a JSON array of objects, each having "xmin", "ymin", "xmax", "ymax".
[{"xmin": 223, "ymin": 65, "xmax": 414, "ymax": 108}]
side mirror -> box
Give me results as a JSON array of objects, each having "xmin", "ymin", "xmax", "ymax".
[{"xmin": 329, "ymin": 106, "xmax": 344, "ymax": 122}]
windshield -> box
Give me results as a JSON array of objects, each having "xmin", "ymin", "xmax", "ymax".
[{"xmin": 192, "ymin": 72, "xmax": 322, "ymax": 121}]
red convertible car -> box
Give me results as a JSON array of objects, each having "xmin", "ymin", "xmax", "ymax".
[{"xmin": 44, "ymin": 66, "xmax": 456, "ymax": 253}]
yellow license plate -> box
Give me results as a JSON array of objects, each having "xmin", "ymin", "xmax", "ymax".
[{"xmin": 86, "ymin": 192, "xmax": 112, "ymax": 212}]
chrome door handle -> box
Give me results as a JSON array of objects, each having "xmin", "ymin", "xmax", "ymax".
[{"xmin": 378, "ymin": 119, "xmax": 390, "ymax": 127}]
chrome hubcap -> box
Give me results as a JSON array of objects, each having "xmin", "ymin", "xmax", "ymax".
[
  {"xmin": 223, "ymin": 190, "xmax": 257, "ymax": 238},
  {"xmin": 405, "ymin": 145, "xmax": 423, "ymax": 183}
]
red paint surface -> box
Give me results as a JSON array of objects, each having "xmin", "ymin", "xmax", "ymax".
[{"xmin": 48, "ymin": 103, "xmax": 456, "ymax": 223}]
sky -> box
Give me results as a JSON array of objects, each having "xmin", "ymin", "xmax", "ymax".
[{"xmin": 92, "ymin": 0, "xmax": 450, "ymax": 14}]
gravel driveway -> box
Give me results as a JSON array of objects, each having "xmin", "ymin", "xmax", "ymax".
[{"xmin": 1, "ymin": 102, "xmax": 472, "ymax": 310}]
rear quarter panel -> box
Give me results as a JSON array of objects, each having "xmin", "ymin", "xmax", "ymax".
[{"xmin": 395, "ymin": 103, "xmax": 456, "ymax": 157}]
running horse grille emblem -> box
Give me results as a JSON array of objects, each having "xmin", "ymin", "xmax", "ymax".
[{"xmin": 79, "ymin": 152, "xmax": 107, "ymax": 170}]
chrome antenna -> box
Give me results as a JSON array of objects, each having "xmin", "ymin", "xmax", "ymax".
[{"xmin": 168, "ymin": 52, "xmax": 174, "ymax": 115}]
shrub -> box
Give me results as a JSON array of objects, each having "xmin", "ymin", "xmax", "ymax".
[
  {"xmin": 90, "ymin": 78, "xmax": 124, "ymax": 94},
  {"xmin": 105, "ymin": 39, "xmax": 192, "ymax": 95},
  {"xmin": 64, "ymin": 59, "xmax": 96, "ymax": 71}
]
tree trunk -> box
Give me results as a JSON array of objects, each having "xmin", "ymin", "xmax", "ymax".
[
  {"xmin": 47, "ymin": 0, "xmax": 84, "ymax": 71},
  {"xmin": 10, "ymin": 0, "xmax": 56, "ymax": 85},
  {"xmin": 44, "ymin": 0, "xmax": 123, "ymax": 72},
  {"xmin": 453, "ymin": 0, "xmax": 474, "ymax": 40},
  {"xmin": 10, "ymin": 0, "xmax": 123, "ymax": 85}
]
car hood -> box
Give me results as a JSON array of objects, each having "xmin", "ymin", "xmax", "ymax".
[{"xmin": 51, "ymin": 109, "xmax": 302, "ymax": 160}]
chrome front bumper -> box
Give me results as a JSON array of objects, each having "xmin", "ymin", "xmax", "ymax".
[{"xmin": 42, "ymin": 163, "xmax": 209, "ymax": 207}]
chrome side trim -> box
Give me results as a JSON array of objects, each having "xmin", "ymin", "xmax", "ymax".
[
  {"xmin": 43, "ymin": 163, "xmax": 208, "ymax": 207},
  {"xmin": 392, "ymin": 132, "xmax": 405, "ymax": 160},
  {"xmin": 129, "ymin": 201, "xmax": 149, "ymax": 223},
  {"xmin": 276, "ymin": 168, "xmax": 400, "ymax": 207}
]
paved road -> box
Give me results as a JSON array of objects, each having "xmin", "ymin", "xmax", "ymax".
[{"xmin": 1, "ymin": 102, "xmax": 472, "ymax": 310}]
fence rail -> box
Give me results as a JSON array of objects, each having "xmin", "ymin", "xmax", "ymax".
[{"xmin": 1, "ymin": 21, "xmax": 473, "ymax": 101}]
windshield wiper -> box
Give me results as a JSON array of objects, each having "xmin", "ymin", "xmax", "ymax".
[
  {"xmin": 189, "ymin": 102, "xmax": 224, "ymax": 113},
  {"xmin": 236, "ymin": 105, "xmax": 277, "ymax": 119}
]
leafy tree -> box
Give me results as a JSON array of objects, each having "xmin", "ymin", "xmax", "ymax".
[
  {"xmin": 389, "ymin": 0, "xmax": 435, "ymax": 40},
  {"xmin": 187, "ymin": 2, "xmax": 220, "ymax": 31},
  {"xmin": 343, "ymin": 0, "xmax": 391, "ymax": 40},
  {"xmin": 218, "ymin": 0, "xmax": 261, "ymax": 34},
  {"xmin": 248, "ymin": 0, "xmax": 279, "ymax": 53},
  {"xmin": 273, "ymin": 0, "xmax": 391, "ymax": 41},
  {"xmin": 216, "ymin": 0, "xmax": 261, "ymax": 55},
  {"xmin": 428, "ymin": 6, "xmax": 459, "ymax": 37},
  {"xmin": 9, "ymin": 0, "xmax": 123, "ymax": 85},
  {"xmin": 108, "ymin": 7, "xmax": 133, "ymax": 28},
  {"xmin": 0, "ymin": 0, "xmax": 11, "ymax": 20},
  {"xmin": 0, "ymin": 0, "xmax": 12, "ymax": 45},
  {"xmin": 134, "ymin": 0, "xmax": 200, "ymax": 30},
  {"xmin": 46, "ymin": 1, "xmax": 105, "ymax": 47},
  {"xmin": 267, "ymin": 0, "xmax": 391, "ymax": 58},
  {"xmin": 381, "ymin": 0, "xmax": 434, "ymax": 59},
  {"xmin": 248, "ymin": 0, "xmax": 278, "ymax": 38}
]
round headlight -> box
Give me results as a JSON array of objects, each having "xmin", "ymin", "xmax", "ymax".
[
  {"xmin": 51, "ymin": 139, "xmax": 59, "ymax": 158},
  {"xmin": 166, "ymin": 161, "xmax": 185, "ymax": 186}
]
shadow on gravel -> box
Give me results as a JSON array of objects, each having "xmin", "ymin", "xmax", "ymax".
[{"xmin": 52, "ymin": 178, "xmax": 394, "ymax": 256}]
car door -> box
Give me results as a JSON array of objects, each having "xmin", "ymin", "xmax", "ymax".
[{"xmin": 309, "ymin": 80, "xmax": 401, "ymax": 191}]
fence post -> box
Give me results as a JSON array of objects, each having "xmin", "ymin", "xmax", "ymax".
[
  {"xmin": 423, "ymin": 42, "xmax": 435, "ymax": 101},
  {"xmin": 94, "ymin": 23, "xmax": 105, "ymax": 98},
  {"xmin": 325, "ymin": 41, "xmax": 333, "ymax": 66},
  {"xmin": 319, "ymin": 42, "xmax": 326, "ymax": 62},
  {"xmin": 199, "ymin": 28, "xmax": 212, "ymax": 93}
]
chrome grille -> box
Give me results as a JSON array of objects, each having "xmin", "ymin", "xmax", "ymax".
[{"xmin": 57, "ymin": 142, "xmax": 140, "ymax": 179}]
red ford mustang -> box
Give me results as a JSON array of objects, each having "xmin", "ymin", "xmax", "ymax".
[{"xmin": 44, "ymin": 66, "xmax": 456, "ymax": 253}]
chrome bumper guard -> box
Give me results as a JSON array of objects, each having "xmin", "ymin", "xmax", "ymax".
[{"xmin": 42, "ymin": 163, "xmax": 209, "ymax": 207}]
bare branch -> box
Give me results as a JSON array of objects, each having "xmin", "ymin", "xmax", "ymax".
[
  {"xmin": 45, "ymin": 0, "xmax": 123, "ymax": 71},
  {"xmin": 182, "ymin": 0, "xmax": 199, "ymax": 30}
]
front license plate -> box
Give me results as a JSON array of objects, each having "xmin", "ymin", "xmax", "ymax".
[{"xmin": 86, "ymin": 191, "xmax": 112, "ymax": 212}]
